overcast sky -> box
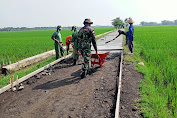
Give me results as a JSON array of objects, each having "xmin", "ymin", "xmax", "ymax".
[{"xmin": 0, "ymin": 0, "xmax": 177, "ymax": 28}]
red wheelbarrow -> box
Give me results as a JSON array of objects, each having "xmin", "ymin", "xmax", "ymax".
[{"xmin": 91, "ymin": 52, "xmax": 109, "ymax": 68}]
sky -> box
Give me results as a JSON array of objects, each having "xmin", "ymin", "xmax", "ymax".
[{"xmin": 0, "ymin": 0, "xmax": 177, "ymax": 28}]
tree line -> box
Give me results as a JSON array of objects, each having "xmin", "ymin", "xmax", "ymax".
[
  {"xmin": 0, "ymin": 27, "xmax": 62, "ymax": 32},
  {"xmin": 112, "ymin": 17, "xmax": 177, "ymax": 27},
  {"xmin": 140, "ymin": 20, "xmax": 177, "ymax": 26},
  {"xmin": 0, "ymin": 26, "xmax": 113, "ymax": 32},
  {"xmin": 2, "ymin": 18, "xmax": 177, "ymax": 32}
]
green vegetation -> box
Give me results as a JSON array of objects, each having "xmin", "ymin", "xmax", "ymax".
[
  {"xmin": 111, "ymin": 17, "xmax": 124, "ymax": 28},
  {"xmin": 125, "ymin": 26, "xmax": 177, "ymax": 117},
  {"xmin": 0, "ymin": 27, "xmax": 115, "ymax": 67}
]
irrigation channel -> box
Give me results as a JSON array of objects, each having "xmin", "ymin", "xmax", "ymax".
[{"xmin": 0, "ymin": 31, "xmax": 124, "ymax": 118}]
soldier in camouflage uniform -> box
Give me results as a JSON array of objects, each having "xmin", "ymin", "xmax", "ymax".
[
  {"xmin": 71, "ymin": 26, "xmax": 79, "ymax": 65},
  {"xmin": 78, "ymin": 19, "xmax": 98, "ymax": 78}
]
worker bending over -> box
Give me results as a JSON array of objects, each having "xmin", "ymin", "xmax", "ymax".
[
  {"xmin": 65, "ymin": 35, "xmax": 72, "ymax": 55},
  {"xmin": 112, "ymin": 30, "xmax": 128, "ymax": 45}
]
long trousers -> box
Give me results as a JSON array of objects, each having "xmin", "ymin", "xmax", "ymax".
[
  {"xmin": 55, "ymin": 43, "xmax": 64, "ymax": 59},
  {"xmin": 80, "ymin": 49, "xmax": 91, "ymax": 75},
  {"xmin": 66, "ymin": 43, "xmax": 70, "ymax": 55},
  {"xmin": 128, "ymin": 39, "xmax": 133, "ymax": 53}
]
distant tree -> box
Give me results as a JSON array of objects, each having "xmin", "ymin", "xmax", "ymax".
[
  {"xmin": 174, "ymin": 20, "xmax": 177, "ymax": 25},
  {"xmin": 112, "ymin": 17, "xmax": 124, "ymax": 28},
  {"xmin": 141, "ymin": 21, "xmax": 159, "ymax": 26},
  {"xmin": 140, "ymin": 21, "xmax": 146, "ymax": 26},
  {"xmin": 161, "ymin": 20, "xmax": 174, "ymax": 25},
  {"xmin": 124, "ymin": 17, "xmax": 131, "ymax": 27},
  {"xmin": 148, "ymin": 22, "xmax": 158, "ymax": 26},
  {"xmin": 7, "ymin": 27, "xmax": 13, "ymax": 31}
]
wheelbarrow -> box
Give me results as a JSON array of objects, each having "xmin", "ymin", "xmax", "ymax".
[{"xmin": 91, "ymin": 52, "xmax": 109, "ymax": 68}]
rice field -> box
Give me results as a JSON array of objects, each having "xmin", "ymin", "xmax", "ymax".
[
  {"xmin": 0, "ymin": 27, "xmax": 115, "ymax": 68},
  {"xmin": 134, "ymin": 26, "xmax": 177, "ymax": 117}
]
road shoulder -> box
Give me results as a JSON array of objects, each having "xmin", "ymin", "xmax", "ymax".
[{"xmin": 119, "ymin": 53, "xmax": 144, "ymax": 118}]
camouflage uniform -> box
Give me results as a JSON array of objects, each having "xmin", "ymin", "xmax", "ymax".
[{"xmin": 78, "ymin": 25, "xmax": 97, "ymax": 78}]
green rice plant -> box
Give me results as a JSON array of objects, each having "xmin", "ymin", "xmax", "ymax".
[{"xmin": 133, "ymin": 26, "xmax": 177, "ymax": 117}]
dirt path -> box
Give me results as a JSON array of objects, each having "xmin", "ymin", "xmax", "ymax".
[
  {"xmin": 0, "ymin": 53, "xmax": 120, "ymax": 118},
  {"xmin": 119, "ymin": 53, "xmax": 144, "ymax": 118}
]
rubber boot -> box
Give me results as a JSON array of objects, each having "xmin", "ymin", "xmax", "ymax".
[
  {"xmin": 80, "ymin": 71, "xmax": 85, "ymax": 79},
  {"xmin": 73, "ymin": 59, "xmax": 76, "ymax": 66}
]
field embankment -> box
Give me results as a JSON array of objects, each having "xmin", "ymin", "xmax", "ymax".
[{"xmin": 128, "ymin": 26, "xmax": 177, "ymax": 117}]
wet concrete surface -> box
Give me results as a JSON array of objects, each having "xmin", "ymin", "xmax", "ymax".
[{"xmin": 92, "ymin": 30, "xmax": 123, "ymax": 54}]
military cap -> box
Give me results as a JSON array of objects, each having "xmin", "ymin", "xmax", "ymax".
[
  {"xmin": 83, "ymin": 18, "xmax": 93, "ymax": 24},
  {"xmin": 57, "ymin": 25, "xmax": 62, "ymax": 29},
  {"xmin": 71, "ymin": 26, "xmax": 76, "ymax": 31}
]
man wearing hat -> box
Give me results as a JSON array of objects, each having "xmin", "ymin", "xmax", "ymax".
[
  {"xmin": 51, "ymin": 25, "xmax": 64, "ymax": 59},
  {"xmin": 127, "ymin": 19, "xmax": 134, "ymax": 54},
  {"xmin": 71, "ymin": 26, "xmax": 79, "ymax": 66},
  {"xmin": 78, "ymin": 18, "xmax": 98, "ymax": 78}
]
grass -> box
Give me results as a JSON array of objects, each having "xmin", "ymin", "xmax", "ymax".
[
  {"xmin": 0, "ymin": 27, "xmax": 115, "ymax": 67},
  {"xmin": 0, "ymin": 27, "xmax": 115, "ymax": 88},
  {"xmin": 124, "ymin": 26, "xmax": 177, "ymax": 117}
]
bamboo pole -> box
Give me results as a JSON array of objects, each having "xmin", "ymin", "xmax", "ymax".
[
  {"xmin": 115, "ymin": 51, "xmax": 123, "ymax": 118},
  {"xmin": 11, "ymin": 75, "xmax": 14, "ymax": 89},
  {"xmin": 16, "ymin": 75, "xmax": 19, "ymax": 86},
  {"xmin": 10, "ymin": 78, "xmax": 11, "ymax": 87}
]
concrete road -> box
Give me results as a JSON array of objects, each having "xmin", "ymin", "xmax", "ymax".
[{"xmin": 92, "ymin": 30, "xmax": 123, "ymax": 54}]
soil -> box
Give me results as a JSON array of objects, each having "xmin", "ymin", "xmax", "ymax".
[
  {"xmin": 119, "ymin": 53, "xmax": 144, "ymax": 118},
  {"xmin": 0, "ymin": 53, "xmax": 120, "ymax": 118},
  {"xmin": 0, "ymin": 51, "xmax": 145, "ymax": 118}
]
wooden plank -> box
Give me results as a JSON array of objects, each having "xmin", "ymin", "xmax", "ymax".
[{"xmin": 115, "ymin": 51, "xmax": 123, "ymax": 118}]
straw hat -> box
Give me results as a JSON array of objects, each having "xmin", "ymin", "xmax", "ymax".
[{"xmin": 128, "ymin": 19, "xmax": 135, "ymax": 24}]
